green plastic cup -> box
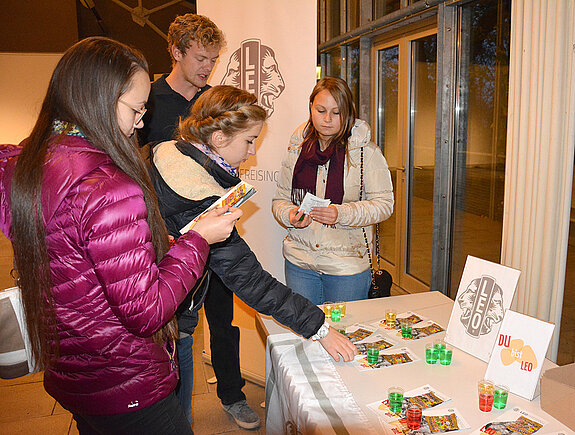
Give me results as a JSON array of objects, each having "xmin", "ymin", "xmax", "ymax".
[
  {"xmin": 439, "ymin": 345, "xmax": 453, "ymax": 365},
  {"xmin": 388, "ymin": 386, "xmax": 404, "ymax": 414},
  {"xmin": 330, "ymin": 308, "xmax": 341, "ymax": 322},
  {"xmin": 426, "ymin": 343, "xmax": 438, "ymax": 364},
  {"xmin": 493, "ymin": 385, "xmax": 509, "ymax": 409},
  {"xmin": 366, "ymin": 342, "xmax": 380, "ymax": 364},
  {"xmin": 400, "ymin": 319, "xmax": 412, "ymax": 338}
]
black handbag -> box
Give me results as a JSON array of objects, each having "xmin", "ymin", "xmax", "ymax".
[{"xmin": 360, "ymin": 146, "xmax": 392, "ymax": 299}]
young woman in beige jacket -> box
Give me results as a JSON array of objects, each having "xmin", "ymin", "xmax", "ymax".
[{"xmin": 272, "ymin": 77, "xmax": 394, "ymax": 305}]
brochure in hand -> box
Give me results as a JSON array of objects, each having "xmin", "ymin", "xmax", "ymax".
[
  {"xmin": 179, "ymin": 180, "xmax": 256, "ymax": 234},
  {"xmin": 298, "ymin": 192, "xmax": 330, "ymax": 214}
]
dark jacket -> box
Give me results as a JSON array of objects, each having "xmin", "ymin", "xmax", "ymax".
[
  {"xmin": 148, "ymin": 140, "xmax": 325, "ymax": 339},
  {"xmin": 0, "ymin": 137, "xmax": 210, "ymax": 415}
]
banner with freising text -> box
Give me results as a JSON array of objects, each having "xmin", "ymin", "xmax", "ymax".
[
  {"xmin": 197, "ymin": 0, "xmax": 317, "ymax": 381},
  {"xmin": 198, "ymin": 0, "xmax": 317, "ymax": 282}
]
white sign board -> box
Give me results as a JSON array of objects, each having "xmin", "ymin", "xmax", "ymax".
[
  {"xmin": 445, "ymin": 256, "xmax": 521, "ymax": 362},
  {"xmin": 197, "ymin": 0, "xmax": 317, "ymax": 380},
  {"xmin": 485, "ymin": 310, "xmax": 555, "ymax": 400},
  {"xmin": 198, "ymin": 0, "xmax": 317, "ymax": 281}
]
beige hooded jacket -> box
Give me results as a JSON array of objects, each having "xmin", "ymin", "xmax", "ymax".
[{"xmin": 272, "ymin": 119, "xmax": 394, "ymax": 275}]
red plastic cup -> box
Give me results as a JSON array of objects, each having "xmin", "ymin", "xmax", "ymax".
[
  {"xmin": 479, "ymin": 393, "xmax": 494, "ymax": 412},
  {"xmin": 406, "ymin": 404, "xmax": 422, "ymax": 430},
  {"xmin": 478, "ymin": 379, "xmax": 494, "ymax": 412}
]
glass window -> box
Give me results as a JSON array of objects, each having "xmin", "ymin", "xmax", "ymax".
[
  {"xmin": 347, "ymin": 42, "xmax": 360, "ymax": 112},
  {"xmin": 406, "ymin": 34, "xmax": 437, "ymax": 286},
  {"xmin": 373, "ymin": 0, "xmax": 400, "ymax": 19},
  {"xmin": 449, "ymin": 0, "xmax": 511, "ymax": 296},
  {"xmin": 348, "ymin": 0, "xmax": 360, "ymax": 31},
  {"xmin": 326, "ymin": 0, "xmax": 341, "ymax": 39},
  {"xmin": 327, "ymin": 46, "xmax": 342, "ymax": 78},
  {"xmin": 376, "ymin": 45, "xmax": 400, "ymax": 267}
]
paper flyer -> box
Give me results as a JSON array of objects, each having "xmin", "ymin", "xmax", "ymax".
[
  {"xmin": 179, "ymin": 180, "xmax": 256, "ymax": 233},
  {"xmin": 445, "ymin": 256, "xmax": 520, "ymax": 362},
  {"xmin": 341, "ymin": 324, "xmax": 377, "ymax": 343},
  {"xmin": 354, "ymin": 347, "xmax": 419, "ymax": 371},
  {"xmin": 383, "ymin": 407, "xmax": 470, "ymax": 434},
  {"xmin": 367, "ymin": 384, "xmax": 451, "ymax": 423},
  {"xmin": 297, "ymin": 192, "xmax": 330, "ymax": 214},
  {"xmin": 354, "ymin": 334, "xmax": 396, "ymax": 355},
  {"xmin": 391, "ymin": 321, "xmax": 445, "ymax": 341},
  {"xmin": 471, "ymin": 407, "xmax": 547, "ymax": 435},
  {"xmin": 484, "ymin": 311, "xmax": 555, "ymax": 400},
  {"xmin": 377, "ymin": 311, "xmax": 425, "ymax": 330},
  {"xmin": 404, "ymin": 385, "xmax": 451, "ymax": 410}
]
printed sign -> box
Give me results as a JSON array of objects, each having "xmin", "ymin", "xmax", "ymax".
[
  {"xmin": 485, "ymin": 310, "xmax": 555, "ymax": 400},
  {"xmin": 472, "ymin": 407, "xmax": 547, "ymax": 435},
  {"xmin": 445, "ymin": 256, "xmax": 521, "ymax": 362}
]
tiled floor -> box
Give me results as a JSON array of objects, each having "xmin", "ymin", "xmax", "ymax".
[{"xmin": 0, "ymin": 307, "xmax": 266, "ymax": 434}]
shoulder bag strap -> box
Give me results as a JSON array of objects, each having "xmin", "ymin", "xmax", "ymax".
[{"xmin": 360, "ymin": 147, "xmax": 381, "ymax": 276}]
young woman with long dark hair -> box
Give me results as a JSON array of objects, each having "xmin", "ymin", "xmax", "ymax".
[{"xmin": 0, "ymin": 37, "xmax": 239, "ymax": 434}]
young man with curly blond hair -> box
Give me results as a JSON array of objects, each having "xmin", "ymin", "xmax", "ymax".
[{"xmin": 139, "ymin": 13, "xmax": 261, "ymax": 430}]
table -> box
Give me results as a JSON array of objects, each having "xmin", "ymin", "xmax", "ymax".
[{"xmin": 257, "ymin": 292, "xmax": 570, "ymax": 434}]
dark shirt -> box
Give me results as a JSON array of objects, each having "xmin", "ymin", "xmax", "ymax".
[{"xmin": 138, "ymin": 74, "xmax": 210, "ymax": 145}]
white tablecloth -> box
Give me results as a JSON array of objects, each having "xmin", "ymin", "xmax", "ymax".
[
  {"xmin": 259, "ymin": 292, "xmax": 571, "ymax": 435},
  {"xmin": 266, "ymin": 333, "xmax": 377, "ymax": 434}
]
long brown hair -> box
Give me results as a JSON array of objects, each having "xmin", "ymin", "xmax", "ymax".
[
  {"xmin": 10, "ymin": 37, "xmax": 172, "ymax": 369},
  {"xmin": 302, "ymin": 77, "xmax": 357, "ymax": 152}
]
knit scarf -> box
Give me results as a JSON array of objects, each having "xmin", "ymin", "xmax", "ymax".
[
  {"xmin": 52, "ymin": 120, "xmax": 86, "ymax": 138},
  {"xmin": 291, "ymin": 139, "xmax": 345, "ymax": 206}
]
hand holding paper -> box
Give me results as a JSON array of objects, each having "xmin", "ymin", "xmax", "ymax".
[
  {"xmin": 180, "ymin": 181, "xmax": 256, "ymax": 234},
  {"xmin": 298, "ymin": 192, "xmax": 331, "ymax": 214},
  {"xmin": 190, "ymin": 207, "xmax": 241, "ymax": 244},
  {"xmin": 293, "ymin": 192, "xmax": 336, "ymax": 225}
]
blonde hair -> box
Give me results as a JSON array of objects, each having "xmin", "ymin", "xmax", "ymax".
[
  {"xmin": 168, "ymin": 14, "xmax": 225, "ymax": 64},
  {"xmin": 179, "ymin": 85, "xmax": 267, "ymax": 148}
]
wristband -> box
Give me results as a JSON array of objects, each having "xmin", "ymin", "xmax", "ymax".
[{"xmin": 311, "ymin": 321, "xmax": 330, "ymax": 341}]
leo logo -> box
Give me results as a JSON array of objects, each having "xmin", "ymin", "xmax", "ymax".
[
  {"xmin": 457, "ymin": 275, "xmax": 504, "ymax": 338},
  {"xmin": 221, "ymin": 39, "xmax": 285, "ymax": 117},
  {"xmin": 499, "ymin": 336, "xmax": 538, "ymax": 371}
]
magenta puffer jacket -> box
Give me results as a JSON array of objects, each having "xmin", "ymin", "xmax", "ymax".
[{"xmin": 0, "ymin": 136, "xmax": 209, "ymax": 416}]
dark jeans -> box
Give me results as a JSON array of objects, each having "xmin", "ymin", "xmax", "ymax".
[
  {"xmin": 204, "ymin": 272, "xmax": 246, "ymax": 405},
  {"xmin": 73, "ymin": 392, "xmax": 193, "ymax": 435},
  {"xmin": 176, "ymin": 332, "xmax": 196, "ymax": 425}
]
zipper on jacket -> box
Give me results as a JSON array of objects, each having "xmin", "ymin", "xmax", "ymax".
[{"xmin": 166, "ymin": 339, "xmax": 179, "ymax": 380}]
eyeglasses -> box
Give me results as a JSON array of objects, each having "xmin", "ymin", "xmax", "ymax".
[{"xmin": 118, "ymin": 99, "xmax": 147, "ymax": 125}]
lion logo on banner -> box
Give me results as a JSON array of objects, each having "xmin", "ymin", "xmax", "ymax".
[
  {"xmin": 221, "ymin": 38, "xmax": 285, "ymax": 117},
  {"xmin": 457, "ymin": 275, "xmax": 504, "ymax": 338}
]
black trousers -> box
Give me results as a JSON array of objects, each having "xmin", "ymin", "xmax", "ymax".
[
  {"xmin": 73, "ymin": 392, "xmax": 193, "ymax": 435},
  {"xmin": 203, "ymin": 272, "xmax": 246, "ymax": 405}
]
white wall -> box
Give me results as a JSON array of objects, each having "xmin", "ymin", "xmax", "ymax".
[{"xmin": 0, "ymin": 53, "xmax": 62, "ymax": 144}]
